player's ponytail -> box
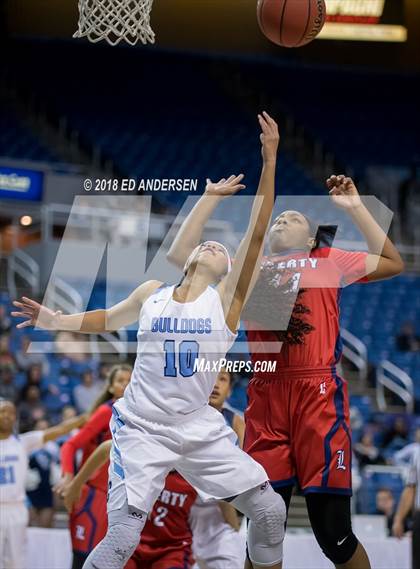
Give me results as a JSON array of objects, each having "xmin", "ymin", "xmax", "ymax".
[
  {"xmin": 89, "ymin": 363, "xmax": 132, "ymax": 415},
  {"xmin": 303, "ymin": 216, "xmax": 338, "ymax": 251}
]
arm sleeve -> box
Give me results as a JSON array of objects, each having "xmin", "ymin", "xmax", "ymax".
[
  {"xmin": 21, "ymin": 431, "xmax": 45, "ymax": 455},
  {"xmin": 406, "ymin": 455, "xmax": 419, "ymax": 487},
  {"xmin": 60, "ymin": 405, "xmax": 111, "ymax": 475},
  {"xmin": 329, "ymin": 248, "xmax": 369, "ymax": 286}
]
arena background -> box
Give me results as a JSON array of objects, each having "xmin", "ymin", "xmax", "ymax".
[{"xmin": 1, "ymin": 0, "xmax": 419, "ymax": 567}]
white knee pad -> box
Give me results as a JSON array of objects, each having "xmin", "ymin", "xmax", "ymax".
[
  {"xmin": 83, "ymin": 503, "xmax": 147, "ymax": 569},
  {"xmin": 232, "ymin": 482, "xmax": 286, "ymax": 567}
]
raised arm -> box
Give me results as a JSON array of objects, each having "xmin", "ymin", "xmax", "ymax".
[
  {"xmin": 12, "ymin": 280, "xmax": 162, "ymax": 333},
  {"xmin": 167, "ymin": 176, "xmax": 246, "ymax": 269},
  {"xmin": 62, "ymin": 440, "xmax": 112, "ymax": 512},
  {"xmin": 327, "ymin": 175, "xmax": 404, "ymax": 281},
  {"xmin": 218, "ymin": 112, "xmax": 279, "ymax": 333}
]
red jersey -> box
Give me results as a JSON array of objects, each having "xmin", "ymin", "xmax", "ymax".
[
  {"xmin": 246, "ymin": 247, "xmax": 368, "ymax": 373},
  {"xmin": 133, "ymin": 472, "xmax": 197, "ymax": 564},
  {"xmin": 61, "ymin": 402, "xmax": 113, "ymax": 492}
]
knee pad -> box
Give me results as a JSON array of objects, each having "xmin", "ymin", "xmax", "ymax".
[
  {"xmin": 315, "ymin": 528, "xmax": 358, "ymax": 565},
  {"xmin": 232, "ymin": 482, "xmax": 286, "ymax": 566},
  {"xmin": 83, "ymin": 506, "xmax": 146, "ymax": 569},
  {"xmin": 306, "ymin": 493, "xmax": 358, "ymax": 565}
]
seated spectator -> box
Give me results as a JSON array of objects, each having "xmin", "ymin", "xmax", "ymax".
[
  {"xmin": 0, "ymin": 333, "xmax": 15, "ymax": 368},
  {"xmin": 394, "ymin": 428, "xmax": 420, "ymax": 466},
  {"xmin": 15, "ymin": 335, "xmax": 49, "ymax": 376},
  {"xmin": 354, "ymin": 432, "xmax": 384, "ymax": 468},
  {"xmin": 98, "ymin": 361, "xmax": 111, "ymax": 382},
  {"xmin": 54, "ymin": 331, "xmax": 96, "ymax": 366},
  {"xmin": 396, "ymin": 321, "xmax": 420, "ymax": 352},
  {"xmin": 0, "ymin": 305, "xmax": 12, "ymax": 333},
  {"xmin": 381, "ymin": 416, "xmax": 409, "ymax": 450},
  {"xmin": 376, "ymin": 488, "xmax": 397, "ymax": 536},
  {"xmin": 19, "ymin": 385, "xmax": 48, "ymax": 432},
  {"xmin": 25, "ymin": 363, "xmax": 46, "ymax": 390},
  {"xmin": 0, "ymin": 363, "xmax": 18, "ymax": 402},
  {"xmin": 73, "ymin": 370, "xmax": 103, "ymax": 413},
  {"xmin": 62, "ymin": 405, "xmax": 77, "ymax": 421},
  {"xmin": 54, "ymin": 406, "xmax": 80, "ymax": 447}
]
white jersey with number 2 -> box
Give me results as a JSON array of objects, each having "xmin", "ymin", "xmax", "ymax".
[{"xmin": 123, "ymin": 284, "xmax": 237, "ymax": 423}]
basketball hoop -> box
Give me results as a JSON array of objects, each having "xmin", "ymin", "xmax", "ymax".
[{"xmin": 74, "ymin": 0, "xmax": 155, "ymax": 46}]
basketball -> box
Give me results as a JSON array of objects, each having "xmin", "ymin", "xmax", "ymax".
[{"xmin": 257, "ymin": 0, "xmax": 327, "ymax": 48}]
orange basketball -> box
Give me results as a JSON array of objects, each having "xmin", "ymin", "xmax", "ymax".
[{"xmin": 257, "ymin": 0, "xmax": 326, "ymax": 48}]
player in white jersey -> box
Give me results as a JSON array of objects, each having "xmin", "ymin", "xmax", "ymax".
[
  {"xmin": 12, "ymin": 112, "xmax": 286, "ymax": 569},
  {"xmin": 192, "ymin": 367, "xmax": 247, "ymax": 569},
  {"xmin": 0, "ymin": 398, "xmax": 86, "ymax": 569}
]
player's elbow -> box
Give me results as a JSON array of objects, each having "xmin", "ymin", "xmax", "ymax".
[
  {"xmin": 390, "ymin": 258, "xmax": 405, "ymax": 277},
  {"xmin": 166, "ymin": 248, "xmax": 187, "ymax": 270}
]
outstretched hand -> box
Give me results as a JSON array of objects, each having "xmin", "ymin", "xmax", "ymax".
[
  {"xmin": 11, "ymin": 297, "xmax": 61, "ymax": 330},
  {"xmin": 326, "ymin": 175, "xmax": 362, "ymax": 210},
  {"xmin": 204, "ymin": 174, "xmax": 246, "ymax": 198},
  {"xmin": 258, "ymin": 111, "xmax": 279, "ymax": 164}
]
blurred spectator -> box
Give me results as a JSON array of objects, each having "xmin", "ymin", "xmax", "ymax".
[
  {"xmin": 19, "ymin": 385, "xmax": 47, "ymax": 432},
  {"xmin": 376, "ymin": 488, "xmax": 397, "ymax": 536},
  {"xmin": 396, "ymin": 321, "xmax": 420, "ymax": 352},
  {"xmin": 62, "ymin": 405, "xmax": 77, "ymax": 421},
  {"xmin": 26, "ymin": 418, "xmax": 60, "ymax": 528},
  {"xmin": 73, "ymin": 370, "xmax": 103, "ymax": 413},
  {"xmin": 98, "ymin": 362, "xmax": 111, "ymax": 382},
  {"xmin": 0, "ymin": 334, "xmax": 15, "ymax": 367},
  {"xmin": 394, "ymin": 428, "xmax": 420, "ymax": 466},
  {"xmin": 0, "ymin": 363, "xmax": 18, "ymax": 401},
  {"xmin": 354, "ymin": 432, "xmax": 384, "ymax": 467},
  {"xmin": 25, "ymin": 363, "xmax": 46, "ymax": 390},
  {"xmin": 381, "ymin": 417, "xmax": 409, "ymax": 450},
  {"xmin": 54, "ymin": 331, "xmax": 93, "ymax": 364},
  {"xmin": 0, "ymin": 304, "xmax": 12, "ymax": 333},
  {"xmin": 15, "ymin": 335, "xmax": 49, "ymax": 375}
]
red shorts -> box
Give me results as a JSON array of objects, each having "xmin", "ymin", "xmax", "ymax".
[
  {"xmin": 70, "ymin": 484, "xmax": 107, "ymax": 554},
  {"xmin": 244, "ymin": 368, "xmax": 352, "ymax": 495},
  {"xmin": 126, "ymin": 547, "xmax": 194, "ymax": 569}
]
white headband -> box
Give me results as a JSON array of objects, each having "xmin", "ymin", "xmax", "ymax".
[{"xmin": 183, "ymin": 241, "xmax": 232, "ymax": 275}]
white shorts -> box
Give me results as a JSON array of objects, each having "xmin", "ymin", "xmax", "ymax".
[
  {"xmin": 108, "ymin": 401, "xmax": 268, "ymax": 514},
  {"xmin": 0, "ymin": 504, "xmax": 28, "ymax": 569},
  {"xmin": 191, "ymin": 499, "xmax": 246, "ymax": 569}
]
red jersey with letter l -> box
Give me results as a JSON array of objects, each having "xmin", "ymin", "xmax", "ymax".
[{"xmin": 244, "ymin": 247, "xmax": 368, "ymax": 495}]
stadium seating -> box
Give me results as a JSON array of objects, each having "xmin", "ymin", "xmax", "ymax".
[{"xmin": 0, "ymin": 103, "xmax": 59, "ymax": 162}]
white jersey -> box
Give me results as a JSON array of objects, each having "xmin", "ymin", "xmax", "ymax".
[
  {"xmin": 0, "ymin": 431, "xmax": 43, "ymax": 505},
  {"xmin": 123, "ymin": 284, "xmax": 237, "ymax": 423}
]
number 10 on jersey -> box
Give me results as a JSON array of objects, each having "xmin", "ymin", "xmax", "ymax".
[{"xmin": 164, "ymin": 340, "xmax": 199, "ymax": 378}]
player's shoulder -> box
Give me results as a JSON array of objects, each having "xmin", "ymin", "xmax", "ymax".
[
  {"xmin": 132, "ymin": 280, "xmax": 165, "ymax": 304},
  {"xmin": 311, "ymin": 246, "xmax": 336, "ymax": 258}
]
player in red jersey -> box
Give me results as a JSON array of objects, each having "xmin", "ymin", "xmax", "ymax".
[
  {"xmin": 54, "ymin": 364, "xmax": 132, "ymax": 569},
  {"xmin": 62, "ymin": 440, "xmax": 198, "ymax": 569},
  {"xmin": 167, "ymin": 174, "xmax": 404, "ymax": 569}
]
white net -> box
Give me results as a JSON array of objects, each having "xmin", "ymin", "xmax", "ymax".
[{"xmin": 74, "ymin": 0, "xmax": 155, "ymax": 46}]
